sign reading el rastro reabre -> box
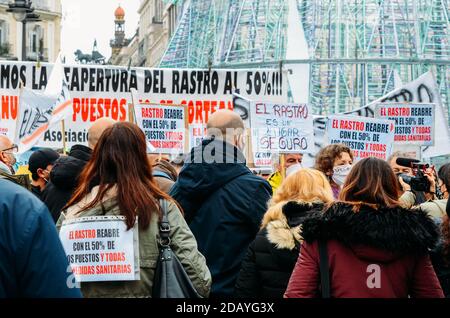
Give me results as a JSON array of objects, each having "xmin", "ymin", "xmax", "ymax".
[
  {"xmin": 59, "ymin": 216, "xmax": 139, "ymax": 283},
  {"xmin": 327, "ymin": 115, "xmax": 395, "ymax": 161}
]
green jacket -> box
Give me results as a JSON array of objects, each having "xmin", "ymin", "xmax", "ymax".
[
  {"xmin": 57, "ymin": 195, "xmax": 211, "ymax": 298},
  {"xmin": 399, "ymin": 191, "xmax": 447, "ymax": 220}
]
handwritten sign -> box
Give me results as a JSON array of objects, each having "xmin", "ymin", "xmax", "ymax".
[
  {"xmin": 253, "ymin": 152, "xmax": 272, "ymax": 168},
  {"xmin": 134, "ymin": 104, "xmax": 186, "ymax": 154},
  {"xmin": 250, "ymin": 102, "xmax": 314, "ymax": 154},
  {"xmin": 59, "ymin": 216, "xmax": 139, "ymax": 282},
  {"xmin": 375, "ymin": 103, "xmax": 435, "ymax": 146},
  {"xmin": 327, "ymin": 115, "xmax": 395, "ymax": 161}
]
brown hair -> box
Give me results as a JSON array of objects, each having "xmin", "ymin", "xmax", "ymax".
[
  {"xmin": 65, "ymin": 122, "xmax": 172, "ymax": 230},
  {"xmin": 339, "ymin": 157, "xmax": 400, "ymax": 208},
  {"xmin": 315, "ymin": 144, "xmax": 354, "ymax": 175}
]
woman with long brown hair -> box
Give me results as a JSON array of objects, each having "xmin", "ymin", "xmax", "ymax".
[
  {"xmin": 57, "ymin": 122, "xmax": 211, "ymax": 298},
  {"xmin": 285, "ymin": 157, "xmax": 444, "ymax": 298}
]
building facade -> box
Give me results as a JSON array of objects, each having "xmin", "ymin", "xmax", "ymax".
[
  {"xmin": 0, "ymin": 0, "xmax": 62, "ymax": 62},
  {"xmin": 109, "ymin": 1, "xmax": 181, "ymax": 67},
  {"xmin": 159, "ymin": 0, "xmax": 450, "ymax": 124}
]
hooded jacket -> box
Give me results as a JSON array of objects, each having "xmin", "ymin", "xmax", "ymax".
[
  {"xmin": 235, "ymin": 202, "xmax": 324, "ymax": 298},
  {"xmin": 0, "ymin": 179, "xmax": 81, "ymax": 298},
  {"xmin": 285, "ymin": 202, "xmax": 444, "ymax": 298},
  {"xmin": 42, "ymin": 145, "xmax": 92, "ymax": 222},
  {"xmin": 170, "ymin": 138, "xmax": 272, "ymax": 297}
]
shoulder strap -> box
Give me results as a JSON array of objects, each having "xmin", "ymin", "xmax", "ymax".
[
  {"xmin": 153, "ymin": 171, "xmax": 173, "ymax": 181},
  {"xmin": 318, "ymin": 240, "xmax": 331, "ymax": 298},
  {"xmin": 158, "ymin": 199, "xmax": 171, "ymax": 247}
]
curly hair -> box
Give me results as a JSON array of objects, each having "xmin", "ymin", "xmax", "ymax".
[{"xmin": 315, "ymin": 144, "xmax": 354, "ymax": 175}]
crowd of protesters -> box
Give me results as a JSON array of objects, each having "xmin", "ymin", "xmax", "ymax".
[{"xmin": 1, "ymin": 109, "xmax": 450, "ymax": 298}]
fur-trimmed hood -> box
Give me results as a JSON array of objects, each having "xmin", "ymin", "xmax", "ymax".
[
  {"xmin": 266, "ymin": 202, "xmax": 324, "ymax": 251},
  {"xmin": 301, "ymin": 202, "xmax": 440, "ymax": 260}
]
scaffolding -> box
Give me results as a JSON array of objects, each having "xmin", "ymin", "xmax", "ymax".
[{"xmin": 160, "ymin": 0, "xmax": 450, "ymax": 122}]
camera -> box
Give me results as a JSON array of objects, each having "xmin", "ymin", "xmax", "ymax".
[{"xmin": 396, "ymin": 158, "xmax": 431, "ymax": 192}]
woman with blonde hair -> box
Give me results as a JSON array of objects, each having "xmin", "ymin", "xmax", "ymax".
[{"xmin": 235, "ymin": 168, "xmax": 334, "ymax": 298}]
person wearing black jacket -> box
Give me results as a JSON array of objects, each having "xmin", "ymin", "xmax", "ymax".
[
  {"xmin": 235, "ymin": 168, "xmax": 334, "ymax": 298},
  {"xmin": 41, "ymin": 118, "xmax": 115, "ymax": 222},
  {"xmin": 170, "ymin": 110, "xmax": 272, "ymax": 297},
  {"xmin": 41, "ymin": 145, "xmax": 92, "ymax": 222}
]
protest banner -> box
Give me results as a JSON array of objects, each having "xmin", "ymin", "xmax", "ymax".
[
  {"xmin": 59, "ymin": 215, "xmax": 139, "ymax": 283},
  {"xmin": 14, "ymin": 80, "xmax": 72, "ymax": 153},
  {"xmin": 250, "ymin": 102, "xmax": 314, "ymax": 154},
  {"xmin": 327, "ymin": 115, "xmax": 395, "ymax": 161},
  {"xmin": 0, "ymin": 61, "xmax": 288, "ymax": 148},
  {"xmin": 306, "ymin": 72, "xmax": 449, "ymax": 164},
  {"xmin": 14, "ymin": 88, "xmax": 58, "ymax": 153},
  {"xmin": 134, "ymin": 103, "xmax": 187, "ymax": 154},
  {"xmin": 375, "ymin": 103, "xmax": 435, "ymax": 146}
]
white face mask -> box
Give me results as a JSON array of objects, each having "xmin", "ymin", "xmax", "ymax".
[
  {"xmin": 332, "ymin": 164, "xmax": 352, "ymax": 186},
  {"xmin": 286, "ymin": 163, "xmax": 302, "ymax": 177}
]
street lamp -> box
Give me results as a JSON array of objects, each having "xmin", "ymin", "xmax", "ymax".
[{"xmin": 6, "ymin": 1, "xmax": 40, "ymax": 61}]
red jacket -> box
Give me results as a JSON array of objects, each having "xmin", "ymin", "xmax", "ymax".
[{"xmin": 285, "ymin": 202, "xmax": 444, "ymax": 298}]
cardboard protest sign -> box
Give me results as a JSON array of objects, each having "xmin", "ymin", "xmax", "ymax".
[
  {"xmin": 59, "ymin": 216, "xmax": 139, "ymax": 283},
  {"xmin": 250, "ymin": 102, "xmax": 314, "ymax": 154},
  {"xmin": 134, "ymin": 103, "xmax": 187, "ymax": 154},
  {"xmin": 375, "ymin": 103, "xmax": 435, "ymax": 146},
  {"xmin": 253, "ymin": 152, "xmax": 272, "ymax": 168},
  {"xmin": 304, "ymin": 72, "xmax": 448, "ymax": 164},
  {"xmin": 327, "ymin": 115, "xmax": 395, "ymax": 161},
  {"xmin": 189, "ymin": 123, "xmax": 206, "ymax": 150}
]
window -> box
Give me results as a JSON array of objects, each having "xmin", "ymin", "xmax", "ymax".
[
  {"xmin": 0, "ymin": 20, "xmax": 8, "ymax": 45},
  {"xmin": 29, "ymin": 25, "xmax": 43, "ymax": 54},
  {"xmin": 0, "ymin": 20, "xmax": 9, "ymax": 56},
  {"xmin": 153, "ymin": 0, "xmax": 163, "ymax": 23},
  {"xmin": 168, "ymin": 4, "xmax": 179, "ymax": 37}
]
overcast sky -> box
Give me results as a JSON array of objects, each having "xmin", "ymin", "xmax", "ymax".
[{"xmin": 60, "ymin": 0, "xmax": 140, "ymax": 64}]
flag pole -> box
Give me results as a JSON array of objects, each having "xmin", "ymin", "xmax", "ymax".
[{"xmin": 61, "ymin": 120, "xmax": 67, "ymax": 155}]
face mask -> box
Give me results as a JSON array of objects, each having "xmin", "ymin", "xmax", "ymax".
[
  {"xmin": 7, "ymin": 152, "xmax": 17, "ymax": 167},
  {"xmin": 286, "ymin": 163, "xmax": 302, "ymax": 177},
  {"xmin": 332, "ymin": 164, "xmax": 352, "ymax": 186}
]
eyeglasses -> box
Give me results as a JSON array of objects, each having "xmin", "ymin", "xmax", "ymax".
[{"xmin": 0, "ymin": 144, "xmax": 18, "ymax": 154}]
